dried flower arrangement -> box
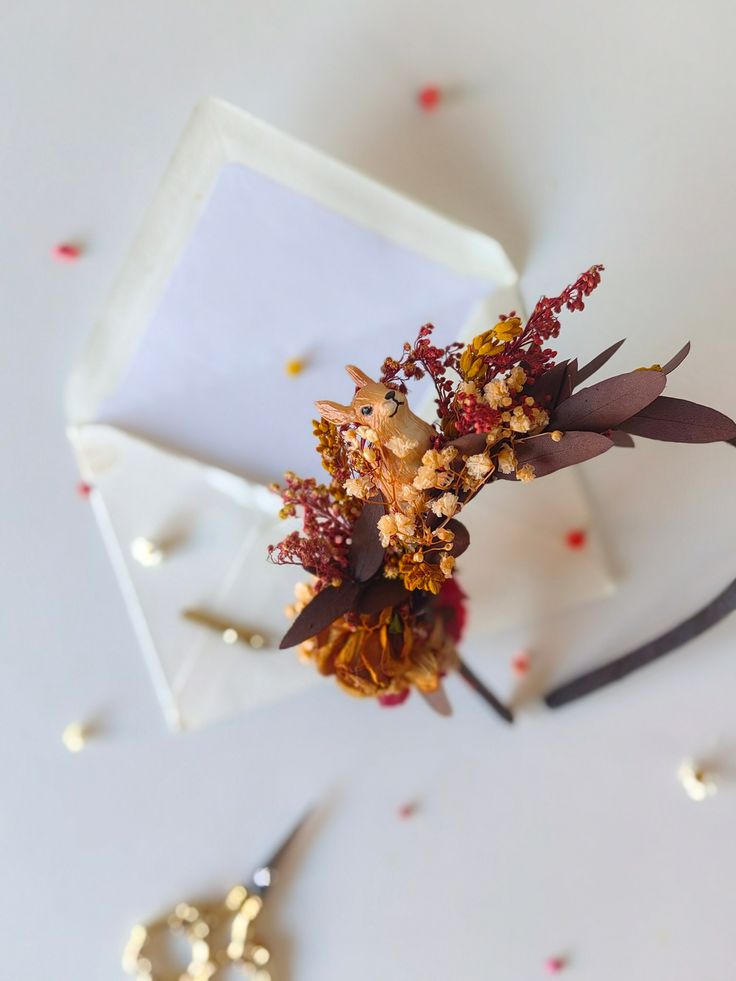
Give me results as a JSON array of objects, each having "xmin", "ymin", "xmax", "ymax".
[{"xmin": 269, "ymin": 267, "xmax": 736, "ymax": 717}]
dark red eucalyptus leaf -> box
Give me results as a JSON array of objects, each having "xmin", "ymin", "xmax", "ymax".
[
  {"xmin": 419, "ymin": 685, "xmax": 453, "ymax": 717},
  {"xmin": 449, "ymin": 433, "xmax": 488, "ymax": 456},
  {"xmin": 497, "ymin": 431, "xmax": 613, "ymax": 480},
  {"xmin": 560, "ymin": 359, "xmax": 578, "ymax": 403},
  {"xmin": 661, "ymin": 341, "xmax": 690, "ymax": 375},
  {"xmin": 573, "ymin": 338, "xmax": 625, "ymax": 387},
  {"xmin": 355, "ymin": 578, "xmax": 410, "ymax": 616},
  {"xmin": 610, "ymin": 430, "xmax": 635, "ymax": 448},
  {"xmin": 525, "ymin": 360, "xmax": 570, "ymax": 410},
  {"xmin": 279, "ymin": 581, "xmax": 361, "ymax": 649},
  {"xmin": 550, "ymin": 370, "xmax": 666, "ymax": 433},
  {"xmin": 348, "ymin": 499, "xmax": 385, "ymax": 582},
  {"xmin": 446, "ymin": 519, "xmax": 470, "ymax": 557},
  {"xmin": 620, "ymin": 396, "xmax": 736, "ymax": 443}
]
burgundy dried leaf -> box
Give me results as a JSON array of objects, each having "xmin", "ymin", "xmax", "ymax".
[
  {"xmin": 449, "ymin": 433, "xmax": 488, "ymax": 456},
  {"xmin": 550, "ymin": 370, "xmax": 666, "ymax": 433},
  {"xmin": 279, "ymin": 581, "xmax": 361, "ymax": 649},
  {"xmin": 561, "ymin": 359, "xmax": 578, "ymax": 403},
  {"xmin": 497, "ymin": 431, "xmax": 613, "ymax": 480},
  {"xmin": 610, "ymin": 430, "xmax": 635, "ymax": 448},
  {"xmin": 525, "ymin": 360, "xmax": 570, "ymax": 410},
  {"xmin": 661, "ymin": 341, "xmax": 691, "ymax": 375},
  {"xmin": 355, "ymin": 578, "xmax": 410, "ymax": 616},
  {"xmin": 419, "ymin": 685, "xmax": 453, "ymax": 717},
  {"xmin": 620, "ymin": 396, "xmax": 736, "ymax": 443},
  {"xmin": 349, "ymin": 500, "xmax": 385, "ymax": 582},
  {"xmin": 446, "ymin": 519, "xmax": 470, "ymax": 557},
  {"xmin": 574, "ymin": 338, "xmax": 626, "ymax": 387}
]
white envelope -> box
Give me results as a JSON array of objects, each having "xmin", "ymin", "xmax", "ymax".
[{"xmin": 66, "ymin": 98, "xmax": 614, "ymax": 730}]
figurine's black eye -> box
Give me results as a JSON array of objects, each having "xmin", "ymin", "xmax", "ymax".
[{"xmin": 361, "ymin": 405, "xmax": 373, "ymax": 416}]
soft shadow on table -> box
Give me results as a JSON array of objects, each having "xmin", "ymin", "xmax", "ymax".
[
  {"xmin": 509, "ymin": 472, "xmax": 624, "ymax": 714},
  {"xmin": 254, "ymin": 796, "xmax": 338, "ymax": 981},
  {"xmin": 346, "ymin": 86, "xmax": 534, "ymax": 274}
]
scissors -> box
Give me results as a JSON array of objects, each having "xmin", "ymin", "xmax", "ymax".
[{"xmin": 122, "ymin": 810, "xmax": 312, "ymax": 981}]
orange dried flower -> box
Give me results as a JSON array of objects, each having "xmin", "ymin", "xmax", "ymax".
[{"xmin": 302, "ymin": 606, "xmax": 457, "ymax": 697}]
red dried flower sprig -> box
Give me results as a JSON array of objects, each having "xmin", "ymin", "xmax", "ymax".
[
  {"xmin": 380, "ymin": 324, "xmax": 463, "ymax": 422},
  {"xmin": 267, "ymin": 473, "xmax": 359, "ymax": 591}
]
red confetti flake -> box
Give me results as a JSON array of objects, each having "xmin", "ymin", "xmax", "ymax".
[
  {"xmin": 565, "ymin": 528, "xmax": 587, "ymax": 550},
  {"xmin": 378, "ymin": 689, "xmax": 411, "ymax": 708},
  {"xmin": 545, "ymin": 957, "xmax": 566, "ymax": 974},
  {"xmin": 511, "ymin": 651, "xmax": 531, "ymax": 676},
  {"xmin": 53, "ymin": 242, "xmax": 82, "ymax": 262},
  {"xmin": 76, "ymin": 481, "xmax": 93, "ymax": 498},
  {"xmin": 417, "ymin": 85, "xmax": 442, "ymax": 111},
  {"xmin": 398, "ymin": 802, "xmax": 417, "ymax": 819}
]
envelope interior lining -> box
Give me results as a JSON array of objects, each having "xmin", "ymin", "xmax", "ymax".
[{"xmin": 95, "ymin": 162, "xmax": 495, "ymax": 483}]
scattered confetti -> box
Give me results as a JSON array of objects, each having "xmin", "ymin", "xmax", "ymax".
[
  {"xmin": 130, "ymin": 537, "xmax": 164, "ymax": 567},
  {"xmin": 678, "ymin": 758, "xmax": 717, "ymax": 802},
  {"xmin": 564, "ymin": 528, "xmax": 587, "ymax": 550},
  {"xmin": 417, "ymin": 85, "xmax": 442, "ymax": 112},
  {"xmin": 52, "ymin": 242, "xmax": 82, "ymax": 262},
  {"xmin": 545, "ymin": 956, "xmax": 566, "ymax": 974},
  {"xmin": 285, "ymin": 358, "xmax": 305, "ymax": 377},
  {"xmin": 62, "ymin": 722, "xmax": 87, "ymax": 753},
  {"xmin": 511, "ymin": 651, "xmax": 531, "ymax": 676},
  {"xmin": 76, "ymin": 480, "xmax": 93, "ymax": 498}
]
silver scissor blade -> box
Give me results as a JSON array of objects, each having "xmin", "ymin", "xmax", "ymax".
[{"xmin": 249, "ymin": 808, "xmax": 314, "ymax": 895}]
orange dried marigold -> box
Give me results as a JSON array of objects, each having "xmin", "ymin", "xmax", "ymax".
[
  {"xmin": 301, "ymin": 606, "xmax": 457, "ymax": 698},
  {"xmin": 398, "ymin": 553, "xmax": 447, "ymax": 594}
]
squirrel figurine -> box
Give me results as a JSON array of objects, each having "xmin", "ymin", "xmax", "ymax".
[{"xmin": 316, "ymin": 365, "xmax": 435, "ymax": 502}]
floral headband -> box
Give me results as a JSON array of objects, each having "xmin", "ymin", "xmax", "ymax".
[{"xmin": 269, "ymin": 267, "xmax": 736, "ymax": 718}]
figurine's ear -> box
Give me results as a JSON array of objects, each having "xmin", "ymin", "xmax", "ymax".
[
  {"xmin": 315, "ymin": 400, "xmax": 355, "ymax": 425},
  {"xmin": 345, "ymin": 365, "xmax": 376, "ymax": 388}
]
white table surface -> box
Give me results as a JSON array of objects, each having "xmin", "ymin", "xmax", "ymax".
[{"xmin": 2, "ymin": 2, "xmax": 735, "ymax": 979}]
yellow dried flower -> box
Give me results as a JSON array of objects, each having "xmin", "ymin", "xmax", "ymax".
[
  {"xmin": 507, "ymin": 365, "xmax": 528, "ymax": 392},
  {"xmin": 344, "ymin": 476, "xmax": 374, "ymax": 500},
  {"xmin": 483, "ymin": 378, "xmax": 510, "ymax": 409},
  {"xmin": 399, "ymin": 554, "xmax": 446, "ymax": 594},
  {"xmin": 428, "ymin": 492, "xmax": 458, "ymax": 517},
  {"xmin": 497, "ymin": 446, "xmax": 517, "ymax": 474},
  {"xmin": 377, "ymin": 511, "xmax": 415, "ymax": 546},
  {"xmin": 439, "ymin": 554, "xmax": 455, "ymax": 577},
  {"xmin": 313, "ymin": 419, "xmax": 346, "ymax": 477},
  {"xmin": 492, "ymin": 316, "xmax": 523, "ymax": 343},
  {"xmin": 465, "ymin": 453, "xmax": 493, "ymax": 480},
  {"xmin": 516, "ymin": 464, "xmax": 536, "ymax": 482},
  {"xmin": 509, "ymin": 406, "xmax": 532, "ymax": 433},
  {"xmin": 386, "ymin": 435, "xmax": 419, "ymax": 458},
  {"xmin": 377, "ymin": 514, "xmax": 397, "ymax": 546},
  {"xmin": 459, "ymin": 328, "xmax": 505, "ymax": 380}
]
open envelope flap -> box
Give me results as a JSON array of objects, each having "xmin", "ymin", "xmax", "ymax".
[
  {"xmin": 70, "ymin": 423, "xmax": 317, "ymax": 730},
  {"xmin": 65, "ymin": 97, "xmax": 517, "ymax": 448}
]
